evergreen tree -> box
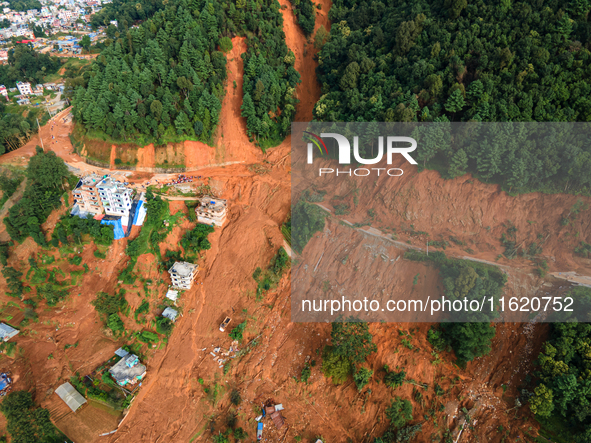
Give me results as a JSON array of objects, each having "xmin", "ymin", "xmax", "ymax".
[{"xmin": 448, "ymin": 149, "xmax": 468, "ymax": 178}]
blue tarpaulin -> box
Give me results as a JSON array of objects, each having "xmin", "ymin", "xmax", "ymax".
[
  {"xmin": 132, "ymin": 200, "xmax": 145, "ymax": 226},
  {"xmin": 101, "ymin": 218, "xmax": 125, "ymax": 240},
  {"xmin": 0, "ymin": 380, "xmax": 7, "ymax": 391}
]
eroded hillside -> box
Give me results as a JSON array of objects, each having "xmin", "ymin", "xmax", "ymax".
[{"xmin": 0, "ymin": 0, "xmax": 587, "ymax": 442}]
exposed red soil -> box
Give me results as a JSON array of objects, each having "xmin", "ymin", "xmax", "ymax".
[
  {"xmin": 293, "ymin": 153, "xmax": 591, "ymax": 277},
  {"xmin": 109, "ymin": 145, "xmax": 116, "ymax": 169},
  {"xmin": 277, "ymin": 0, "xmax": 329, "ymax": 122},
  {"xmin": 135, "ymin": 144, "xmax": 156, "ymax": 171},
  {"xmin": 0, "ymin": 1, "xmax": 575, "ymax": 443},
  {"xmin": 209, "ymin": 37, "xmax": 263, "ymax": 167}
]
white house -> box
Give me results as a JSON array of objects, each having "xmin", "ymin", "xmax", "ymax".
[
  {"xmin": 16, "ymin": 81, "xmax": 32, "ymax": 96},
  {"xmin": 97, "ymin": 177, "xmax": 133, "ymax": 217},
  {"xmin": 168, "ymin": 262, "xmax": 198, "ymax": 290}
]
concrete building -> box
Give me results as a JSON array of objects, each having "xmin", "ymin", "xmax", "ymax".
[
  {"xmin": 55, "ymin": 382, "xmax": 87, "ymax": 412},
  {"xmin": 109, "ymin": 354, "xmax": 146, "ymax": 387},
  {"xmin": 16, "ymin": 81, "xmax": 32, "ymax": 95},
  {"xmin": 0, "ymin": 323, "xmax": 18, "ymax": 342},
  {"xmin": 195, "ymin": 196, "xmax": 227, "ymax": 226},
  {"xmin": 162, "ymin": 307, "xmax": 178, "ymax": 322},
  {"xmin": 0, "ymin": 85, "xmax": 8, "ymax": 98},
  {"xmin": 97, "ymin": 177, "xmax": 133, "ymax": 217},
  {"xmin": 72, "ymin": 174, "xmax": 103, "ymax": 215},
  {"xmin": 168, "ymin": 261, "xmax": 198, "ymax": 290}
]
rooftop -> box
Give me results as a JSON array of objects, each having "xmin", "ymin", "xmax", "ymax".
[
  {"xmin": 162, "ymin": 307, "xmax": 178, "ymax": 322},
  {"xmin": 114, "ymin": 347, "xmax": 129, "ymax": 358},
  {"xmin": 97, "ymin": 177, "xmax": 129, "ymax": 192},
  {"xmin": 109, "ymin": 355, "xmax": 146, "ymax": 385},
  {"xmin": 77, "ymin": 173, "xmax": 103, "ymax": 187},
  {"xmin": 198, "ymin": 195, "xmax": 227, "ymax": 213},
  {"xmin": 168, "ymin": 261, "xmax": 198, "ymax": 278},
  {"xmin": 0, "ymin": 323, "xmax": 19, "ymax": 341},
  {"xmin": 165, "ymin": 288, "xmax": 179, "ymax": 302},
  {"xmin": 55, "ymin": 382, "xmax": 87, "ymax": 412}
]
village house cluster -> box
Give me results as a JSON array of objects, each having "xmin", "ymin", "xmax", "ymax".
[
  {"xmin": 0, "ymin": 0, "xmax": 108, "ymax": 39},
  {"xmin": 1, "ymin": 78, "xmax": 63, "ymax": 105}
]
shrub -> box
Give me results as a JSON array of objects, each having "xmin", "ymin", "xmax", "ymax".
[
  {"xmin": 230, "ymin": 389, "xmax": 241, "ymax": 406},
  {"xmin": 107, "ymin": 314, "xmax": 124, "ymax": 333},
  {"xmin": 252, "ymin": 248, "xmax": 291, "ymax": 299},
  {"xmin": 92, "ymin": 290, "xmax": 128, "ymax": 318},
  {"xmin": 384, "ymin": 366, "xmax": 406, "ymax": 389},
  {"xmin": 330, "ymin": 320, "xmax": 377, "ymax": 364},
  {"xmin": 354, "ymin": 366, "xmax": 373, "ymax": 391},
  {"xmin": 185, "ymin": 202, "xmax": 197, "ymax": 222},
  {"xmin": 180, "ymin": 224, "xmax": 214, "ymax": 256},
  {"xmin": 68, "ymin": 255, "xmax": 82, "ymax": 266},
  {"xmin": 38, "ymin": 283, "xmax": 68, "ymax": 306},
  {"xmin": 226, "ymin": 411, "xmax": 237, "ymax": 427},
  {"xmin": 229, "ymin": 321, "xmax": 246, "ymax": 341},
  {"xmin": 301, "ymin": 362, "xmax": 312, "ymax": 383},
  {"xmin": 0, "ymin": 242, "xmax": 9, "ymax": 266},
  {"xmin": 138, "ymin": 330, "xmax": 158, "ymax": 343},
  {"xmin": 386, "ymin": 397, "xmax": 413, "ymax": 429},
  {"xmin": 321, "ymin": 346, "xmax": 351, "ymax": 384},
  {"xmin": 427, "ymin": 328, "xmax": 448, "ymax": 352},
  {"xmin": 156, "ymin": 317, "xmax": 173, "ymax": 336},
  {"xmin": 1, "ymin": 267, "xmax": 24, "ymax": 298},
  {"xmin": 233, "ymin": 428, "xmax": 247, "ymax": 440},
  {"xmin": 213, "ymin": 432, "xmax": 229, "ymax": 443}
]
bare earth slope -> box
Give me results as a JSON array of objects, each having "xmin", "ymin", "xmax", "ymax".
[{"xmin": 0, "ymin": 0, "xmax": 586, "ymax": 442}]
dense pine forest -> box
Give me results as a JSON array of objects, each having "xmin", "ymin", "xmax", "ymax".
[
  {"xmin": 73, "ymin": 0, "xmax": 300, "ymax": 146},
  {"xmin": 315, "ymin": 0, "xmax": 591, "ymax": 193}
]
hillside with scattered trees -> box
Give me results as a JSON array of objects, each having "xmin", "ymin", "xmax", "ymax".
[
  {"xmin": 0, "ymin": 99, "xmax": 49, "ymax": 156},
  {"xmin": 315, "ymin": 0, "xmax": 591, "ymax": 193},
  {"xmin": 4, "ymin": 148, "xmax": 73, "ymax": 245},
  {"xmin": 0, "ymin": 44, "xmax": 61, "ymax": 87}
]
